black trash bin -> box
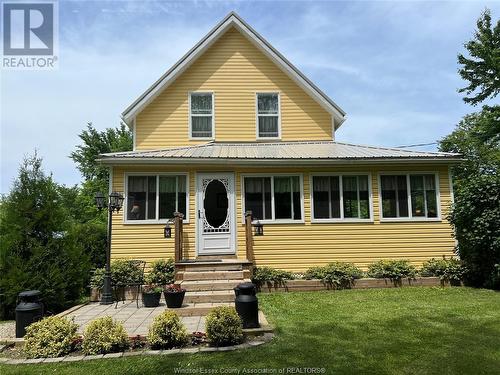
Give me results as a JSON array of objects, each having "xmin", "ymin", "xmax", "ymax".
[
  {"xmin": 234, "ymin": 282, "xmax": 259, "ymax": 329},
  {"xmin": 15, "ymin": 290, "xmax": 44, "ymax": 338}
]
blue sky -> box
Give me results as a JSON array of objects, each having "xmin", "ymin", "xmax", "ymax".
[{"xmin": 1, "ymin": 0, "xmax": 498, "ymax": 193}]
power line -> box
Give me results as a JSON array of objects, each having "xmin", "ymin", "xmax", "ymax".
[{"xmin": 396, "ymin": 142, "xmax": 438, "ymax": 148}]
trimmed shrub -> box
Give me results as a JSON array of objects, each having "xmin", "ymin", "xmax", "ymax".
[
  {"xmin": 251, "ymin": 266, "xmax": 294, "ymax": 287},
  {"xmin": 148, "ymin": 259, "xmax": 175, "ymax": 286},
  {"xmin": 147, "ymin": 311, "xmax": 189, "ymax": 349},
  {"xmin": 367, "ymin": 260, "xmax": 418, "ymax": 282},
  {"xmin": 81, "ymin": 316, "xmax": 129, "ymax": 355},
  {"xmin": 24, "ymin": 316, "xmax": 78, "ymax": 358},
  {"xmin": 304, "ymin": 262, "xmax": 363, "ymax": 289},
  {"xmin": 89, "ymin": 259, "xmax": 143, "ymax": 289},
  {"xmin": 205, "ymin": 306, "xmax": 243, "ymax": 347},
  {"xmin": 421, "ymin": 258, "xmax": 467, "ymax": 283}
]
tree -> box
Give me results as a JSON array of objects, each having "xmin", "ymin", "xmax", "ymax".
[
  {"xmin": 458, "ymin": 9, "xmax": 500, "ymax": 105},
  {"xmin": 0, "ymin": 154, "xmax": 91, "ymax": 318}
]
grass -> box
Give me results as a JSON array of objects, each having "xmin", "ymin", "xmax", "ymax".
[{"xmin": 1, "ymin": 287, "xmax": 499, "ymax": 374}]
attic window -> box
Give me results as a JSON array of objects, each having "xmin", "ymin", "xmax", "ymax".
[
  {"xmin": 190, "ymin": 92, "xmax": 214, "ymax": 138},
  {"xmin": 257, "ymin": 93, "xmax": 280, "ymax": 138}
]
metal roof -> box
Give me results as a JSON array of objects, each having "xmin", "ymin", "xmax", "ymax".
[{"xmin": 99, "ymin": 141, "xmax": 461, "ymax": 165}]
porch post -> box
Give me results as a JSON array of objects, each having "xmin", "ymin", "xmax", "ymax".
[
  {"xmin": 245, "ymin": 211, "xmax": 254, "ymax": 262},
  {"xmin": 174, "ymin": 212, "xmax": 184, "ymax": 262}
]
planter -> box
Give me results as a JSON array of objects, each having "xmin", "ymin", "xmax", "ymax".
[
  {"xmin": 89, "ymin": 287, "xmax": 139, "ymax": 302},
  {"xmin": 164, "ymin": 290, "xmax": 186, "ymax": 308},
  {"xmin": 142, "ymin": 292, "xmax": 161, "ymax": 308}
]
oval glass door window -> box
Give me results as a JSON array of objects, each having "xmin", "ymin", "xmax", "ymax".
[{"xmin": 204, "ymin": 180, "xmax": 228, "ymax": 228}]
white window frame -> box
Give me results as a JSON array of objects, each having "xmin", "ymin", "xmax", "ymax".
[
  {"xmin": 189, "ymin": 91, "xmax": 215, "ymax": 140},
  {"xmin": 241, "ymin": 173, "xmax": 304, "ymax": 224},
  {"xmin": 255, "ymin": 92, "xmax": 281, "ymax": 140},
  {"xmin": 123, "ymin": 172, "xmax": 190, "ymax": 224},
  {"xmin": 378, "ymin": 172, "xmax": 441, "ymax": 222},
  {"xmin": 310, "ymin": 173, "xmax": 374, "ymax": 223}
]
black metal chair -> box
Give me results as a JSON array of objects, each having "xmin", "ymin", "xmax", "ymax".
[{"xmin": 112, "ymin": 260, "xmax": 146, "ymax": 309}]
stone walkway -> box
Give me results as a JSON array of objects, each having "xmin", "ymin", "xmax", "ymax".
[{"xmin": 61, "ymin": 301, "xmax": 207, "ymax": 335}]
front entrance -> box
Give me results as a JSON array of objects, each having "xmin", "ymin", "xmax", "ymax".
[{"xmin": 196, "ymin": 173, "xmax": 236, "ymax": 255}]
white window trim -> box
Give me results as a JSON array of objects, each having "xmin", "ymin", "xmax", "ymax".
[
  {"xmin": 255, "ymin": 92, "xmax": 281, "ymax": 140},
  {"xmin": 123, "ymin": 172, "xmax": 190, "ymax": 224},
  {"xmin": 189, "ymin": 91, "xmax": 215, "ymax": 140},
  {"xmin": 378, "ymin": 172, "xmax": 442, "ymax": 222},
  {"xmin": 310, "ymin": 173, "xmax": 374, "ymax": 223},
  {"xmin": 241, "ymin": 173, "xmax": 304, "ymax": 224}
]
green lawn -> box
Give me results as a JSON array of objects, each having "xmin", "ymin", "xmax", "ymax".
[{"xmin": 2, "ymin": 287, "xmax": 499, "ymax": 374}]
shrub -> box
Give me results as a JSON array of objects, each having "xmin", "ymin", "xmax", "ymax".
[
  {"xmin": 147, "ymin": 311, "xmax": 189, "ymax": 349},
  {"xmin": 421, "ymin": 258, "xmax": 467, "ymax": 283},
  {"xmin": 89, "ymin": 259, "xmax": 143, "ymax": 289},
  {"xmin": 251, "ymin": 266, "xmax": 294, "ymax": 286},
  {"xmin": 205, "ymin": 306, "xmax": 243, "ymax": 347},
  {"xmin": 367, "ymin": 260, "xmax": 418, "ymax": 282},
  {"xmin": 24, "ymin": 316, "xmax": 78, "ymax": 358},
  {"xmin": 148, "ymin": 259, "xmax": 175, "ymax": 286},
  {"xmin": 304, "ymin": 262, "xmax": 363, "ymax": 289},
  {"xmin": 81, "ymin": 316, "xmax": 129, "ymax": 355}
]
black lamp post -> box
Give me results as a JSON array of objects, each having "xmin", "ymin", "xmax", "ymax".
[{"xmin": 95, "ymin": 191, "xmax": 124, "ymax": 305}]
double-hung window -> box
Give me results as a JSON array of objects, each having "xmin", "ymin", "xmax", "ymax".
[
  {"xmin": 311, "ymin": 175, "xmax": 371, "ymax": 220},
  {"xmin": 257, "ymin": 93, "xmax": 280, "ymax": 138},
  {"xmin": 243, "ymin": 175, "xmax": 302, "ymax": 222},
  {"xmin": 190, "ymin": 92, "xmax": 214, "ymax": 138},
  {"xmin": 380, "ymin": 174, "xmax": 438, "ymax": 219},
  {"xmin": 126, "ymin": 174, "xmax": 187, "ymax": 222}
]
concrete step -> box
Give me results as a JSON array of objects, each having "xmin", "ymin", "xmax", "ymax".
[
  {"xmin": 180, "ymin": 279, "xmax": 251, "ymax": 292},
  {"xmin": 184, "ymin": 290, "xmax": 235, "ymax": 303},
  {"xmin": 176, "ymin": 259, "xmax": 252, "ymax": 272},
  {"xmin": 180, "ymin": 270, "xmax": 244, "ymax": 281},
  {"xmin": 165, "ymin": 302, "xmax": 233, "ymax": 317}
]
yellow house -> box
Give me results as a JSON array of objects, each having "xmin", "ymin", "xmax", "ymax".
[{"xmin": 100, "ymin": 12, "xmax": 460, "ymax": 274}]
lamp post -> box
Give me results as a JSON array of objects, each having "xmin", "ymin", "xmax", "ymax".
[{"xmin": 95, "ymin": 191, "xmax": 124, "ymax": 305}]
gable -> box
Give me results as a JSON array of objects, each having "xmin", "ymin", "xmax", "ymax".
[{"xmin": 134, "ymin": 26, "xmax": 337, "ymax": 149}]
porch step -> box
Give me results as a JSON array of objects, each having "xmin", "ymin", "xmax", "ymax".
[
  {"xmin": 175, "ymin": 259, "xmax": 252, "ymax": 273},
  {"xmin": 181, "ymin": 270, "xmax": 244, "ymax": 281},
  {"xmin": 166, "ymin": 302, "xmax": 233, "ymax": 317},
  {"xmin": 180, "ymin": 279, "xmax": 252, "ymax": 292},
  {"xmin": 184, "ymin": 290, "xmax": 235, "ymax": 304}
]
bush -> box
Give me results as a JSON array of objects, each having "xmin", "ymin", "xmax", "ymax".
[
  {"xmin": 304, "ymin": 262, "xmax": 363, "ymax": 289},
  {"xmin": 147, "ymin": 311, "xmax": 189, "ymax": 349},
  {"xmin": 205, "ymin": 306, "xmax": 243, "ymax": 347},
  {"xmin": 89, "ymin": 259, "xmax": 143, "ymax": 289},
  {"xmin": 81, "ymin": 316, "xmax": 129, "ymax": 355},
  {"xmin": 251, "ymin": 266, "xmax": 294, "ymax": 286},
  {"xmin": 24, "ymin": 316, "xmax": 78, "ymax": 358},
  {"xmin": 148, "ymin": 259, "xmax": 175, "ymax": 286},
  {"xmin": 367, "ymin": 260, "xmax": 417, "ymax": 282},
  {"xmin": 421, "ymin": 258, "xmax": 467, "ymax": 283}
]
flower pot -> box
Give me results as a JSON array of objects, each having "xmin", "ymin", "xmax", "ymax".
[
  {"xmin": 164, "ymin": 290, "xmax": 186, "ymax": 308},
  {"xmin": 142, "ymin": 292, "xmax": 161, "ymax": 308}
]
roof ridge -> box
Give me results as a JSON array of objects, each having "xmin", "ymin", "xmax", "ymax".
[
  {"xmin": 332, "ymin": 141, "xmax": 458, "ymax": 156},
  {"xmin": 101, "ymin": 142, "xmax": 213, "ymax": 156}
]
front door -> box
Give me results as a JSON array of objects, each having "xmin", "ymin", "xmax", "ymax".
[{"xmin": 196, "ymin": 173, "xmax": 236, "ymax": 255}]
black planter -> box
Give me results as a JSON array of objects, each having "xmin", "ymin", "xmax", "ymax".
[
  {"xmin": 164, "ymin": 290, "xmax": 186, "ymax": 308},
  {"xmin": 142, "ymin": 292, "xmax": 161, "ymax": 308}
]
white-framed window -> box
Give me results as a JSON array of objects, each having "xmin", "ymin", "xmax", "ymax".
[
  {"xmin": 311, "ymin": 174, "xmax": 372, "ymax": 221},
  {"xmin": 379, "ymin": 173, "xmax": 440, "ymax": 220},
  {"xmin": 242, "ymin": 174, "xmax": 303, "ymax": 223},
  {"xmin": 256, "ymin": 93, "xmax": 280, "ymax": 139},
  {"xmin": 125, "ymin": 174, "xmax": 188, "ymax": 223},
  {"xmin": 189, "ymin": 92, "xmax": 214, "ymax": 139}
]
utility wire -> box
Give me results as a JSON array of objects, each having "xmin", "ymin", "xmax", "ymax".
[{"xmin": 396, "ymin": 142, "xmax": 438, "ymax": 148}]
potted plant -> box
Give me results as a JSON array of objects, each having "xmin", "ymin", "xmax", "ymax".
[
  {"xmin": 163, "ymin": 284, "xmax": 186, "ymax": 308},
  {"xmin": 142, "ymin": 284, "xmax": 163, "ymax": 308}
]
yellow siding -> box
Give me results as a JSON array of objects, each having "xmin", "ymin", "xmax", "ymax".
[
  {"xmin": 110, "ymin": 164, "xmax": 456, "ymax": 272},
  {"xmin": 135, "ymin": 27, "xmax": 333, "ymax": 149}
]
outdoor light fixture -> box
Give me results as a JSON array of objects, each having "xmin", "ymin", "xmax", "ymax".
[
  {"xmin": 164, "ymin": 222, "xmax": 172, "ymax": 238},
  {"xmin": 253, "ymin": 220, "xmax": 264, "ymax": 236},
  {"xmin": 93, "ymin": 191, "xmax": 124, "ymax": 305}
]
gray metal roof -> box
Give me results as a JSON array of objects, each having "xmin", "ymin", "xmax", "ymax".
[{"xmin": 99, "ymin": 141, "xmax": 461, "ymax": 165}]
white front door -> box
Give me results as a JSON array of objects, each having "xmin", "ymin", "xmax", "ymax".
[{"xmin": 196, "ymin": 173, "xmax": 236, "ymax": 255}]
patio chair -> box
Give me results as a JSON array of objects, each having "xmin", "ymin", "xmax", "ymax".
[{"xmin": 112, "ymin": 260, "xmax": 146, "ymax": 309}]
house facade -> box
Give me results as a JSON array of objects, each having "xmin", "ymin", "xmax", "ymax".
[{"xmin": 100, "ymin": 12, "xmax": 460, "ymax": 272}]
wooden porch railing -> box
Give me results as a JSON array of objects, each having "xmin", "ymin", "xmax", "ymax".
[
  {"xmin": 245, "ymin": 211, "xmax": 254, "ymax": 262},
  {"xmin": 174, "ymin": 212, "xmax": 184, "ymax": 262}
]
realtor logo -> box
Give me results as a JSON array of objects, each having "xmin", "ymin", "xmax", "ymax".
[{"xmin": 2, "ymin": 1, "xmax": 58, "ymax": 69}]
